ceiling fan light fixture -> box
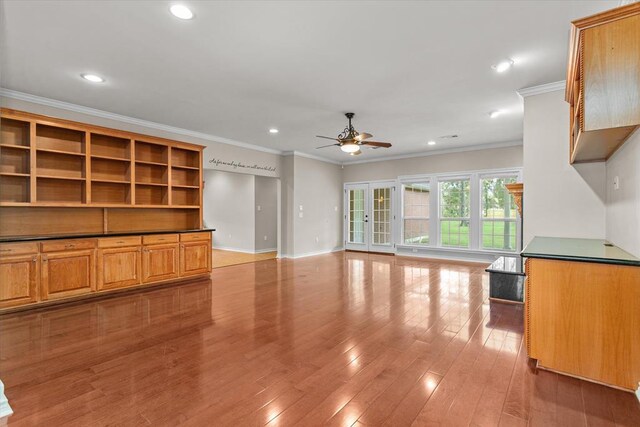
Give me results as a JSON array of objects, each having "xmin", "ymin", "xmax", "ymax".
[{"xmin": 340, "ymin": 142, "xmax": 360, "ymax": 153}]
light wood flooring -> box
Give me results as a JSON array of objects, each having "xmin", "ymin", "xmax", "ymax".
[
  {"xmin": 0, "ymin": 251, "xmax": 638, "ymax": 426},
  {"xmin": 212, "ymin": 249, "xmax": 278, "ymax": 268}
]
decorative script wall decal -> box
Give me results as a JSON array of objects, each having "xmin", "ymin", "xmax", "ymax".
[{"xmin": 208, "ymin": 158, "xmax": 277, "ymax": 173}]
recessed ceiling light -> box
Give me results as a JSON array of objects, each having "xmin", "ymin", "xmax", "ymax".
[
  {"xmin": 489, "ymin": 110, "xmax": 503, "ymax": 119},
  {"xmin": 269, "ymin": 128, "xmax": 279, "ymax": 134},
  {"xmin": 170, "ymin": 4, "xmax": 194, "ymax": 20},
  {"xmin": 81, "ymin": 74, "xmax": 105, "ymax": 83},
  {"xmin": 427, "ymin": 140, "xmax": 436, "ymax": 146},
  {"xmin": 492, "ymin": 59, "xmax": 514, "ymax": 73}
]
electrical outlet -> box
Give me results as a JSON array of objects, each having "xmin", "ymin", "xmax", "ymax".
[
  {"xmin": 264, "ymin": 235, "xmax": 267, "ymax": 241},
  {"xmin": 315, "ymin": 236, "xmax": 319, "ymax": 243},
  {"xmin": 299, "ymin": 212, "xmax": 303, "ymax": 218},
  {"xmin": 412, "ymin": 248, "xmax": 418, "ymax": 253},
  {"xmin": 334, "ymin": 206, "xmax": 338, "ymax": 212},
  {"xmin": 299, "ymin": 205, "xmax": 303, "ymax": 211},
  {"xmin": 257, "ymin": 205, "xmax": 261, "ymax": 211}
]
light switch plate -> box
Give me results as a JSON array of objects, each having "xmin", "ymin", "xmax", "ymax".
[
  {"xmin": 613, "ymin": 176, "xmax": 620, "ymax": 190},
  {"xmin": 257, "ymin": 205, "xmax": 261, "ymax": 211}
]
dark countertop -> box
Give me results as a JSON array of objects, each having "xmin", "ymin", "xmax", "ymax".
[
  {"xmin": 0, "ymin": 228, "xmax": 215, "ymax": 243},
  {"xmin": 522, "ymin": 236, "xmax": 640, "ymax": 267},
  {"xmin": 485, "ymin": 256, "xmax": 525, "ymax": 276}
]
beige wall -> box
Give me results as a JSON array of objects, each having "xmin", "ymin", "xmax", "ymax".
[
  {"xmin": 342, "ymin": 145, "xmax": 523, "ymax": 183},
  {"xmin": 203, "ymin": 170, "xmax": 255, "ymax": 252},
  {"xmin": 606, "ymin": 131, "xmax": 640, "ymax": 257},
  {"xmin": 254, "ymin": 176, "xmax": 278, "ymax": 252},
  {"xmin": 522, "ymin": 90, "xmax": 606, "ymax": 244},
  {"xmin": 288, "ymin": 155, "xmax": 343, "ymax": 257}
]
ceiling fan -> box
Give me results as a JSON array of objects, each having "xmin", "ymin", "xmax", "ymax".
[{"xmin": 316, "ymin": 113, "xmax": 392, "ymax": 156}]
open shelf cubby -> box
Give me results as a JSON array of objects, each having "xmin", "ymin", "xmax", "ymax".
[
  {"xmin": 171, "ymin": 187, "xmax": 199, "ymax": 206},
  {"xmin": 0, "ymin": 146, "xmax": 30, "ymax": 175},
  {"xmin": 0, "ymin": 175, "xmax": 30, "ymax": 203},
  {"xmin": 135, "ymin": 184, "xmax": 168, "ymax": 206},
  {"xmin": 92, "ymin": 181, "xmax": 131, "ymax": 205},
  {"xmin": 92, "ymin": 157, "xmax": 131, "ymax": 182},
  {"xmin": 91, "ymin": 133, "xmax": 131, "ymax": 160},
  {"xmin": 135, "ymin": 162, "xmax": 167, "ymax": 185},
  {"xmin": 36, "ymin": 177, "xmax": 86, "ymax": 204},
  {"xmin": 1, "ymin": 118, "xmax": 30, "ymax": 147},
  {"xmin": 171, "ymin": 167, "xmax": 199, "ymax": 187},
  {"xmin": 171, "ymin": 147, "xmax": 199, "ymax": 169},
  {"xmin": 135, "ymin": 141, "xmax": 168, "ymax": 165},
  {"xmin": 36, "ymin": 124, "xmax": 85, "ymax": 155},
  {"xmin": 36, "ymin": 150, "xmax": 85, "ymax": 180}
]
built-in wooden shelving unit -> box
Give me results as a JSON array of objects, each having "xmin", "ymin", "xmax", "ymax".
[{"xmin": 0, "ymin": 109, "xmax": 205, "ymax": 236}]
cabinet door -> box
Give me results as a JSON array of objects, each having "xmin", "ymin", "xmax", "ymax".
[
  {"xmin": 42, "ymin": 249, "xmax": 96, "ymax": 300},
  {"xmin": 180, "ymin": 241, "xmax": 210, "ymax": 277},
  {"xmin": 97, "ymin": 247, "xmax": 142, "ymax": 291},
  {"xmin": 141, "ymin": 244, "xmax": 179, "ymax": 283},
  {"xmin": 0, "ymin": 254, "xmax": 39, "ymax": 308}
]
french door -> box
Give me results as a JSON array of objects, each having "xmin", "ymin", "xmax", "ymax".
[{"xmin": 344, "ymin": 182, "xmax": 394, "ymax": 253}]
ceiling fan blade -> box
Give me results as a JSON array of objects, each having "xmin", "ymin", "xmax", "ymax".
[
  {"xmin": 316, "ymin": 135, "xmax": 340, "ymax": 141},
  {"xmin": 354, "ymin": 132, "xmax": 373, "ymax": 142},
  {"xmin": 315, "ymin": 143, "xmax": 340, "ymax": 149},
  {"xmin": 361, "ymin": 141, "xmax": 392, "ymax": 148}
]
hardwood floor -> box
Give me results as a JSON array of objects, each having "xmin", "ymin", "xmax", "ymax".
[
  {"xmin": 0, "ymin": 251, "xmax": 638, "ymax": 426},
  {"xmin": 212, "ymin": 249, "xmax": 278, "ymax": 269}
]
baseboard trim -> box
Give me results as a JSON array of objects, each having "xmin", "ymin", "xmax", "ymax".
[
  {"xmin": 255, "ymin": 248, "xmax": 277, "ymax": 254},
  {"xmin": 283, "ymin": 247, "xmax": 344, "ymax": 259}
]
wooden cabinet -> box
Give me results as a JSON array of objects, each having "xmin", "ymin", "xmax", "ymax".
[
  {"xmin": 525, "ymin": 257, "xmax": 640, "ymax": 391},
  {"xmin": 565, "ymin": 3, "xmax": 640, "ymax": 163},
  {"xmin": 180, "ymin": 241, "xmax": 210, "ymax": 276},
  {"xmin": 0, "ymin": 254, "xmax": 39, "ymax": 308},
  {"xmin": 97, "ymin": 246, "xmax": 141, "ymax": 290},
  {"xmin": 0, "ymin": 230, "xmax": 211, "ymax": 312},
  {"xmin": 41, "ymin": 249, "xmax": 96, "ymax": 300},
  {"xmin": 141, "ymin": 243, "xmax": 179, "ymax": 283}
]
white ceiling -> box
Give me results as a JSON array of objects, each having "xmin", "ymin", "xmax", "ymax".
[{"xmin": 0, "ymin": 0, "xmax": 617, "ymax": 162}]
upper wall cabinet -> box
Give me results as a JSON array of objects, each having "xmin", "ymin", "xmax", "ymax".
[{"xmin": 565, "ymin": 3, "xmax": 640, "ymax": 164}]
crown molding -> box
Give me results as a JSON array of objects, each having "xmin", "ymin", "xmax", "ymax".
[
  {"xmin": 342, "ymin": 140, "xmax": 523, "ymax": 166},
  {"xmin": 281, "ymin": 150, "xmax": 342, "ymax": 165},
  {"xmin": 516, "ymin": 81, "xmax": 566, "ymax": 98},
  {"xmin": 0, "ymin": 88, "xmax": 283, "ymax": 155}
]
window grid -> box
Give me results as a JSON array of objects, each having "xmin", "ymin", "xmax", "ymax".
[
  {"xmin": 439, "ymin": 179, "xmax": 470, "ymax": 248},
  {"xmin": 372, "ymin": 188, "xmax": 391, "ymax": 245},
  {"xmin": 480, "ymin": 176, "xmax": 518, "ymax": 251},
  {"xmin": 348, "ymin": 189, "xmax": 365, "ymax": 244},
  {"xmin": 402, "ymin": 183, "xmax": 430, "ymax": 245}
]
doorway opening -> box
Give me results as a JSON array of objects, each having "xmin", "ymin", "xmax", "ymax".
[
  {"xmin": 203, "ymin": 170, "xmax": 279, "ymax": 268},
  {"xmin": 344, "ymin": 182, "xmax": 395, "ymax": 254}
]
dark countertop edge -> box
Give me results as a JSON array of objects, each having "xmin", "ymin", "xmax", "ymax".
[
  {"xmin": 484, "ymin": 267, "xmax": 526, "ymax": 276},
  {"xmin": 521, "ymin": 252, "xmax": 640, "ymax": 267},
  {"xmin": 0, "ymin": 228, "xmax": 215, "ymax": 243}
]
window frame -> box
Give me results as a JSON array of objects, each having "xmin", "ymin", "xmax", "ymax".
[
  {"xmin": 478, "ymin": 173, "xmax": 520, "ymax": 252},
  {"xmin": 438, "ymin": 176, "xmax": 472, "ymax": 248},
  {"xmin": 400, "ymin": 180, "xmax": 432, "ymax": 246}
]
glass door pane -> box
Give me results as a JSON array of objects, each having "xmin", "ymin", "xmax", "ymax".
[
  {"xmin": 372, "ymin": 187, "xmax": 391, "ymax": 245},
  {"xmin": 348, "ymin": 189, "xmax": 365, "ymax": 244}
]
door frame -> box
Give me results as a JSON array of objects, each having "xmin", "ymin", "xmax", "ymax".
[{"xmin": 344, "ymin": 180, "xmax": 396, "ymax": 253}]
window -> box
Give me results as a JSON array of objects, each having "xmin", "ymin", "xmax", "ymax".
[
  {"xmin": 439, "ymin": 179, "xmax": 470, "ymax": 248},
  {"xmin": 481, "ymin": 176, "xmax": 517, "ymax": 251},
  {"xmin": 373, "ymin": 187, "xmax": 391, "ymax": 245},
  {"xmin": 402, "ymin": 182, "xmax": 430, "ymax": 245},
  {"xmin": 348, "ymin": 189, "xmax": 365, "ymax": 244}
]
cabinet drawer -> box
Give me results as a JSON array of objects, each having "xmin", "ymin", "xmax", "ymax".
[
  {"xmin": 41, "ymin": 239, "xmax": 96, "ymax": 253},
  {"xmin": 180, "ymin": 232, "xmax": 211, "ymax": 242},
  {"xmin": 142, "ymin": 234, "xmax": 178, "ymax": 245},
  {"xmin": 98, "ymin": 236, "xmax": 142, "ymax": 248},
  {"xmin": 0, "ymin": 242, "xmax": 39, "ymax": 257}
]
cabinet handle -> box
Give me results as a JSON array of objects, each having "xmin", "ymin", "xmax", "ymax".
[
  {"xmin": 65, "ymin": 244, "xmax": 75, "ymax": 249},
  {"xmin": 116, "ymin": 241, "xmax": 125, "ymax": 244},
  {"xmin": 0, "ymin": 249, "xmax": 11, "ymax": 253},
  {"xmin": 32, "ymin": 256, "xmax": 37, "ymax": 262}
]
